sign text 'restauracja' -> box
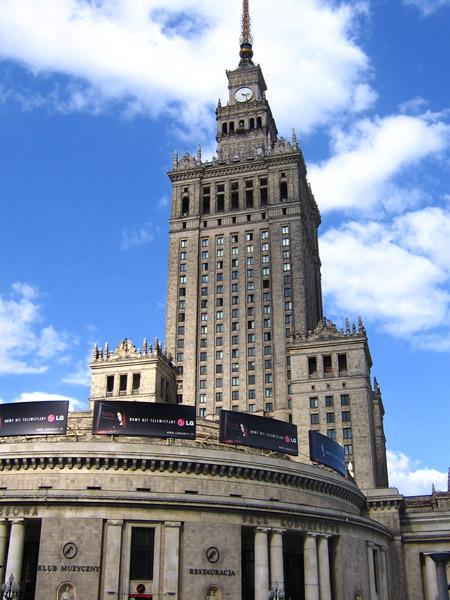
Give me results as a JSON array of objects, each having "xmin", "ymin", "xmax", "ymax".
[{"xmin": 188, "ymin": 568, "xmax": 236, "ymax": 577}]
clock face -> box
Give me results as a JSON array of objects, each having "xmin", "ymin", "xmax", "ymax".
[{"xmin": 235, "ymin": 87, "xmax": 253, "ymax": 103}]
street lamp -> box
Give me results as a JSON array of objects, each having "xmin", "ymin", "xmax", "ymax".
[
  {"xmin": 268, "ymin": 581, "xmax": 285, "ymax": 600},
  {"xmin": 1, "ymin": 575, "xmax": 20, "ymax": 600}
]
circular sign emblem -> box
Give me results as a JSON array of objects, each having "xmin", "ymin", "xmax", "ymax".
[
  {"xmin": 284, "ymin": 435, "xmax": 291, "ymax": 443},
  {"xmin": 206, "ymin": 546, "xmax": 220, "ymax": 564},
  {"xmin": 177, "ymin": 419, "xmax": 185, "ymax": 427},
  {"xmin": 62, "ymin": 542, "xmax": 78, "ymax": 559},
  {"xmin": 47, "ymin": 414, "xmax": 56, "ymax": 423}
]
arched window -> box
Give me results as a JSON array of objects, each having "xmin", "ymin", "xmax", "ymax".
[
  {"xmin": 256, "ymin": 117, "xmax": 262, "ymax": 129},
  {"xmin": 249, "ymin": 118, "xmax": 255, "ymax": 130},
  {"xmin": 229, "ymin": 121, "xmax": 235, "ymax": 133},
  {"xmin": 239, "ymin": 119, "xmax": 245, "ymax": 130},
  {"xmin": 280, "ymin": 181, "xmax": 288, "ymax": 201},
  {"xmin": 182, "ymin": 196, "xmax": 190, "ymax": 216},
  {"xmin": 222, "ymin": 122, "xmax": 228, "ymax": 135}
]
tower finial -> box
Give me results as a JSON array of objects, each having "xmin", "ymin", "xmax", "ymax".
[{"xmin": 239, "ymin": 0, "xmax": 254, "ymax": 66}]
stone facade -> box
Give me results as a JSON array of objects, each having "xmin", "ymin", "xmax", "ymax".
[{"xmin": 288, "ymin": 318, "xmax": 388, "ymax": 490}]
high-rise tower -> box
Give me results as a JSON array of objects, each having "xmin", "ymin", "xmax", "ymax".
[{"xmin": 165, "ymin": 1, "xmax": 323, "ymax": 420}]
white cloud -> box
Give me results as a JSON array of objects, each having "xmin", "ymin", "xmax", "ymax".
[
  {"xmin": 320, "ymin": 207, "xmax": 450, "ymax": 340},
  {"xmin": 0, "ymin": 0, "xmax": 374, "ymax": 135},
  {"xmin": 309, "ymin": 114, "xmax": 450, "ymax": 214},
  {"xmin": 403, "ymin": 0, "xmax": 450, "ymax": 15},
  {"xmin": 387, "ymin": 450, "xmax": 448, "ymax": 496},
  {"xmin": 121, "ymin": 226, "xmax": 156, "ymax": 250},
  {"xmin": 13, "ymin": 391, "xmax": 87, "ymax": 412},
  {"xmin": 62, "ymin": 360, "xmax": 90, "ymax": 386},
  {"xmin": 0, "ymin": 282, "xmax": 69, "ymax": 375}
]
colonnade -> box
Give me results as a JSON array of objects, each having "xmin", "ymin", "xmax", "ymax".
[
  {"xmin": 254, "ymin": 528, "xmax": 332, "ymax": 600},
  {"xmin": 0, "ymin": 518, "xmax": 26, "ymax": 587}
]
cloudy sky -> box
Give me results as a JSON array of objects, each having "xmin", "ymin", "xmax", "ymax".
[{"xmin": 0, "ymin": 0, "xmax": 449, "ymax": 496}]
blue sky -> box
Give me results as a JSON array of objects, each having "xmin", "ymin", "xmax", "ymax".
[{"xmin": 0, "ymin": 0, "xmax": 449, "ymax": 495}]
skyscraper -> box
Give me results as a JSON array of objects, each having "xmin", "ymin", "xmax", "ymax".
[{"xmin": 165, "ymin": 1, "xmax": 323, "ymax": 423}]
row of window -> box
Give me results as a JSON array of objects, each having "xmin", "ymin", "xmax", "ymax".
[
  {"xmin": 178, "ymin": 227, "xmax": 289, "ymax": 250},
  {"xmin": 310, "ymin": 394, "xmax": 350, "ymax": 408},
  {"xmin": 220, "ymin": 116, "xmax": 263, "ymax": 135},
  {"xmin": 311, "ymin": 411, "xmax": 351, "ymax": 424},
  {"xmin": 198, "ymin": 403, "xmax": 275, "ymax": 418},
  {"xmin": 308, "ymin": 354, "xmax": 348, "ymax": 377},
  {"xmin": 106, "ymin": 373, "xmax": 141, "ymax": 396}
]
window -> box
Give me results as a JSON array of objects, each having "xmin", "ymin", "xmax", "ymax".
[
  {"xmin": 216, "ymin": 311, "xmax": 223, "ymax": 320},
  {"xmin": 248, "ymin": 361, "xmax": 255, "ymax": 370},
  {"xmin": 247, "ymin": 320, "xmax": 255, "ymax": 330},
  {"xmin": 216, "ymin": 261, "xmax": 223, "ymax": 270},
  {"xmin": 199, "ymin": 408, "xmax": 206, "ymax": 417},
  {"xmin": 248, "ymin": 375, "xmax": 256, "ymax": 385},
  {"xmin": 248, "ymin": 390, "xmax": 256, "ymax": 399},
  {"xmin": 247, "ymin": 294, "xmax": 254, "ymax": 304},
  {"xmin": 201, "ymin": 300, "xmax": 208, "ymax": 309},
  {"xmin": 338, "ymin": 353, "xmax": 348, "ymax": 374},
  {"xmin": 247, "ymin": 307, "xmax": 255, "ymax": 316},
  {"xmin": 263, "ymin": 305, "xmax": 271, "ymax": 314},
  {"xmin": 263, "ymin": 319, "xmax": 271, "ymax": 328},
  {"xmin": 265, "ymin": 403, "xmax": 273, "ymax": 413},
  {"xmin": 232, "ymin": 271, "xmax": 239, "ymax": 280},
  {"xmin": 265, "ymin": 374, "xmax": 272, "ymax": 383},
  {"xmin": 247, "ymin": 269, "xmax": 254, "ymax": 278},
  {"xmin": 232, "ymin": 391, "xmax": 239, "ymax": 401},
  {"xmin": 341, "ymin": 394, "xmax": 350, "ymax": 406},
  {"xmin": 310, "ymin": 413, "xmax": 319, "ymax": 425},
  {"xmin": 264, "ymin": 346, "xmax": 272, "ymax": 355},
  {"xmin": 262, "ymin": 255, "xmax": 270, "ymax": 264},
  {"xmin": 245, "ymin": 182, "xmax": 254, "ymax": 208},
  {"xmin": 327, "ymin": 429, "xmax": 336, "ymax": 440},
  {"xmin": 284, "ymin": 287, "xmax": 292, "ymax": 298},
  {"xmin": 263, "ymin": 332, "xmax": 272, "ymax": 341},
  {"xmin": 201, "ymin": 313, "xmax": 208, "ymax": 322},
  {"xmin": 283, "ymin": 275, "xmax": 292, "ymax": 285},
  {"xmin": 180, "ymin": 276, "xmax": 186, "ymax": 284},
  {"xmin": 232, "ymin": 363, "xmax": 239, "ymax": 372},
  {"xmin": 178, "ymin": 326, "xmax": 185, "ymax": 335},
  {"xmin": 130, "ymin": 527, "xmax": 155, "ymax": 581},
  {"xmin": 308, "ymin": 356, "xmax": 317, "ymax": 376},
  {"xmin": 216, "ymin": 285, "xmax": 223, "ymax": 294},
  {"xmin": 180, "ymin": 239, "xmax": 187, "ymax": 248},
  {"xmin": 326, "ymin": 412, "xmax": 335, "ymax": 424},
  {"xmin": 283, "ymin": 263, "xmax": 291, "ymax": 272},
  {"xmin": 200, "ymin": 338, "xmax": 207, "ymax": 348},
  {"xmin": 232, "ymin": 247, "xmax": 239, "ymax": 255},
  {"xmin": 232, "ymin": 405, "xmax": 239, "ymax": 412},
  {"xmin": 232, "ymin": 335, "xmax": 239, "ymax": 345},
  {"xmin": 283, "ymin": 250, "xmax": 290, "ymax": 259},
  {"xmin": 323, "ymin": 355, "xmax": 332, "ymax": 375},
  {"xmin": 247, "ymin": 245, "xmax": 254, "ymax": 254},
  {"xmin": 231, "ymin": 234, "xmax": 239, "ymax": 244},
  {"xmin": 343, "ymin": 428, "xmax": 352, "ymax": 439},
  {"xmin": 201, "ymin": 275, "xmax": 208, "ymax": 283},
  {"xmin": 178, "ymin": 300, "xmax": 185, "ymax": 309},
  {"xmin": 177, "ymin": 339, "xmax": 184, "ymax": 348},
  {"xmin": 201, "ymin": 238, "xmax": 209, "ymax": 247},
  {"xmin": 248, "ymin": 334, "xmax": 255, "ymax": 343},
  {"xmin": 342, "ymin": 411, "xmax": 351, "ymax": 422},
  {"xmin": 216, "ymin": 237, "xmax": 224, "ymax": 245},
  {"xmin": 325, "ymin": 396, "xmax": 334, "ymax": 407},
  {"xmin": 260, "ymin": 178, "xmax": 268, "ymax": 206},
  {"xmin": 179, "ymin": 263, "xmax": 187, "ymax": 272},
  {"xmin": 106, "ymin": 375, "xmax": 114, "ymax": 396},
  {"xmin": 232, "ymin": 377, "xmax": 239, "ymax": 386},
  {"xmin": 249, "ymin": 404, "xmax": 256, "ymax": 413},
  {"xmin": 265, "ymin": 389, "xmax": 273, "ymax": 398},
  {"xmin": 231, "ymin": 349, "xmax": 239, "ymax": 358},
  {"xmin": 265, "ymin": 360, "xmax": 272, "ymax": 369},
  {"xmin": 216, "ymin": 183, "xmax": 225, "ymax": 212},
  {"xmin": 201, "ymin": 250, "xmax": 209, "ymax": 259},
  {"xmin": 216, "ymin": 378, "xmax": 223, "ymax": 387},
  {"xmin": 262, "ymin": 243, "xmax": 269, "ymax": 252},
  {"xmin": 248, "ymin": 347, "xmax": 256, "ymax": 357},
  {"xmin": 232, "ymin": 322, "xmax": 239, "ymax": 331},
  {"xmin": 310, "ymin": 397, "xmax": 318, "ymax": 409},
  {"xmin": 201, "ymin": 287, "xmax": 208, "ymax": 296},
  {"xmin": 231, "ymin": 182, "xmax": 239, "ymax": 210},
  {"xmin": 282, "ymin": 237, "xmax": 290, "ymax": 247},
  {"xmin": 232, "ymin": 309, "xmax": 239, "ymax": 318},
  {"xmin": 199, "ymin": 394, "xmax": 207, "ymax": 403},
  {"xmin": 262, "ymin": 268, "xmax": 270, "ymax": 276},
  {"xmin": 247, "ymin": 282, "xmax": 255, "ymax": 291},
  {"xmin": 199, "ymin": 380, "xmax": 206, "ymax": 389},
  {"xmin": 216, "ymin": 364, "xmax": 223, "ymax": 374},
  {"xmin": 216, "ymin": 273, "xmax": 223, "ymax": 282},
  {"xmin": 216, "ymin": 249, "xmax": 224, "ymax": 257},
  {"xmin": 216, "ymin": 351, "xmax": 223, "ymax": 360},
  {"xmin": 216, "ymin": 324, "xmax": 224, "ymax": 333},
  {"xmin": 119, "ymin": 375, "xmax": 127, "ymax": 395},
  {"xmin": 344, "ymin": 444, "xmax": 353, "ymax": 455},
  {"xmin": 232, "ymin": 284, "xmax": 239, "ymax": 293},
  {"xmin": 178, "ymin": 313, "xmax": 185, "ymax": 322},
  {"xmin": 200, "ymin": 366, "xmax": 207, "ymax": 375},
  {"xmin": 285, "ymin": 301, "xmax": 293, "ymax": 311},
  {"xmin": 200, "ymin": 352, "xmax": 207, "ymax": 361},
  {"xmin": 285, "ymin": 315, "xmax": 293, "ymax": 325},
  {"xmin": 263, "ymin": 292, "xmax": 271, "ymax": 302}
]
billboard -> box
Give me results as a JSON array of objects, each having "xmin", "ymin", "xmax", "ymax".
[
  {"xmin": 0, "ymin": 401, "xmax": 69, "ymax": 436},
  {"xmin": 93, "ymin": 401, "xmax": 196, "ymax": 440},
  {"xmin": 309, "ymin": 430, "xmax": 346, "ymax": 476},
  {"xmin": 219, "ymin": 410, "xmax": 298, "ymax": 456}
]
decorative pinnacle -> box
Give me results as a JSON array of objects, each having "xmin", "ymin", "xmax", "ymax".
[{"xmin": 239, "ymin": 0, "xmax": 254, "ymax": 66}]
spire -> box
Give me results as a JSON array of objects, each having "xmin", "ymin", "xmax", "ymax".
[{"xmin": 239, "ymin": 0, "xmax": 254, "ymax": 66}]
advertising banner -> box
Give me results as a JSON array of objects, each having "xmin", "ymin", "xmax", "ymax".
[
  {"xmin": 0, "ymin": 401, "xmax": 69, "ymax": 436},
  {"xmin": 219, "ymin": 410, "xmax": 298, "ymax": 456},
  {"xmin": 93, "ymin": 401, "xmax": 196, "ymax": 439},
  {"xmin": 309, "ymin": 430, "xmax": 346, "ymax": 476}
]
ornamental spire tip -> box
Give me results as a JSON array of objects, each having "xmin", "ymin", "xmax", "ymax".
[{"xmin": 239, "ymin": 0, "xmax": 254, "ymax": 66}]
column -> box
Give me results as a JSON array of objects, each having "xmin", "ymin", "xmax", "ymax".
[
  {"xmin": 163, "ymin": 522, "xmax": 181, "ymax": 600},
  {"xmin": 254, "ymin": 528, "xmax": 270, "ymax": 600},
  {"xmin": 0, "ymin": 520, "xmax": 8, "ymax": 584},
  {"xmin": 5, "ymin": 519, "xmax": 25, "ymax": 587},
  {"xmin": 318, "ymin": 535, "xmax": 332, "ymax": 600},
  {"xmin": 102, "ymin": 520, "xmax": 123, "ymax": 599},
  {"xmin": 367, "ymin": 543, "xmax": 377, "ymax": 600},
  {"xmin": 424, "ymin": 555, "xmax": 439, "ymax": 600},
  {"xmin": 380, "ymin": 548, "xmax": 389, "ymax": 600},
  {"xmin": 304, "ymin": 533, "xmax": 319, "ymax": 600},
  {"xmin": 270, "ymin": 529, "xmax": 285, "ymax": 589},
  {"xmin": 435, "ymin": 560, "xmax": 449, "ymax": 600}
]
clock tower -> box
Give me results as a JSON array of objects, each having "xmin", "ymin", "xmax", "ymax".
[{"xmin": 165, "ymin": 0, "xmax": 323, "ymax": 421}]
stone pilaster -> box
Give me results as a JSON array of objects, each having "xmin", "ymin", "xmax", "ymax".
[
  {"xmin": 163, "ymin": 522, "xmax": 182, "ymax": 600},
  {"xmin": 254, "ymin": 528, "xmax": 270, "ymax": 600},
  {"xmin": 5, "ymin": 519, "xmax": 25, "ymax": 587},
  {"xmin": 367, "ymin": 543, "xmax": 377, "ymax": 600},
  {"xmin": 269, "ymin": 529, "xmax": 285, "ymax": 589},
  {"xmin": 304, "ymin": 533, "xmax": 319, "ymax": 600},
  {"xmin": 101, "ymin": 520, "xmax": 123, "ymax": 600},
  {"xmin": 0, "ymin": 519, "xmax": 8, "ymax": 584},
  {"xmin": 424, "ymin": 555, "xmax": 439, "ymax": 600},
  {"xmin": 317, "ymin": 535, "xmax": 332, "ymax": 600}
]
